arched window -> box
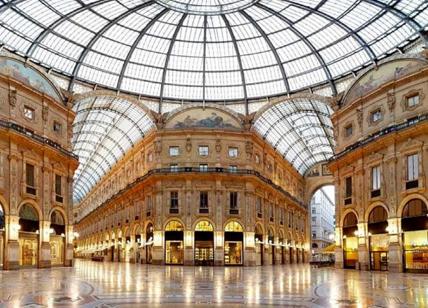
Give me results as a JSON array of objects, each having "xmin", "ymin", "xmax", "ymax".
[
  {"xmin": 312, "ymin": 243, "xmax": 318, "ymax": 249},
  {"xmin": 195, "ymin": 220, "xmax": 213, "ymax": 232},
  {"xmin": 0, "ymin": 204, "xmax": 4, "ymax": 230},
  {"xmin": 19, "ymin": 204, "xmax": 39, "ymax": 232},
  {"xmin": 165, "ymin": 220, "xmax": 184, "ymax": 232},
  {"xmin": 50, "ymin": 210, "xmax": 65, "ymax": 235},
  {"xmin": 343, "ymin": 212, "xmax": 358, "ymax": 228},
  {"xmin": 402, "ymin": 199, "xmax": 427, "ymax": 218},
  {"xmin": 368, "ymin": 206, "xmax": 388, "ymax": 223},
  {"xmin": 225, "ymin": 221, "xmax": 243, "ymax": 232}
]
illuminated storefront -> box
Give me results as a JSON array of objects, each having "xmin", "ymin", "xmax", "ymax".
[
  {"xmin": 194, "ymin": 221, "xmax": 214, "ymax": 266},
  {"xmin": 402, "ymin": 199, "xmax": 428, "ymax": 273},
  {"xmin": 342, "ymin": 212, "xmax": 358, "ymax": 269},
  {"xmin": 165, "ymin": 220, "xmax": 184, "ymax": 265},
  {"xmin": 255, "ymin": 225, "xmax": 264, "ymax": 266},
  {"xmin": 50, "ymin": 211, "xmax": 66, "ymax": 266},
  {"xmin": 224, "ymin": 221, "xmax": 243, "ymax": 266},
  {"xmin": 18, "ymin": 204, "xmax": 39, "ymax": 268},
  {"xmin": 368, "ymin": 206, "xmax": 389, "ymax": 271}
]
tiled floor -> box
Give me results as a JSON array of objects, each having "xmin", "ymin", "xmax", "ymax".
[{"xmin": 0, "ymin": 260, "xmax": 427, "ymax": 307}]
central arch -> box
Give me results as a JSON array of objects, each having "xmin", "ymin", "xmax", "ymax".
[
  {"xmin": 224, "ymin": 220, "xmax": 244, "ymax": 266},
  {"xmin": 194, "ymin": 220, "xmax": 215, "ymax": 266},
  {"xmin": 164, "ymin": 219, "xmax": 184, "ymax": 265}
]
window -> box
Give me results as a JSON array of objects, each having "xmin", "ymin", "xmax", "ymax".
[
  {"xmin": 255, "ymin": 154, "xmax": 260, "ymax": 164},
  {"xmin": 170, "ymin": 191, "xmax": 179, "ymax": 209},
  {"xmin": 345, "ymin": 176, "xmax": 352, "ymax": 198},
  {"xmin": 269, "ymin": 204, "xmax": 274, "ymax": 222},
  {"xmin": 344, "ymin": 124, "xmax": 353, "ymax": 137},
  {"xmin": 26, "ymin": 163, "xmax": 35, "ymax": 187},
  {"xmin": 312, "ymin": 208, "xmax": 316, "ymax": 214},
  {"xmin": 199, "ymin": 146, "xmax": 209, "ymax": 156},
  {"xmin": 55, "ymin": 174, "xmax": 62, "ymax": 196},
  {"xmin": 407, "ymin": 154, "xmax": 419, "ymax": 181},
  {"xmin": 312, "ymin": 232, "xmax": 316, "ymax": 239},
  {"xmin": 280, "ymin": 208, "xmax": 284, "ymax": 225},
  {"xmin": 371, "ymin": 165, "xmax": 381, "ymax": 191},
  {"xmin": 256, "ymin": 197, "xmax": 262, "ymax": 218},
  {"xmin": 229, "ymin": 165, "xmax": 237, "ymax": 173},
  {"xmin": 407, "ymin": 95, "xmax": 420, "ymax": 108},
  {"xmin": 170, "ymin": 164, "xmax": 178, "ymax": 172},
  {"xmin": 147, "ymin": 196, "xmax": 152, "ymax": 210},
  {"xmin": 200, "ymin": 191, "xmax": 208, "ymax": 209},
  {"xmin": 371, "ymin": 109, "xmax": 382, "ymax": 123},
  {"xmin": 169, "ymin": 146, "xmax": 179, "ymax": 157},
  {"xmin": 229, "ymin": 192, "xmax": 238, "ymax": 209},
  {"xmin": 199, "ymin": 164, "xmax": 208, "ymax": 172},
  {"xmin": 228, "ymin": 147, "xmax": 238, "ymax": 158},
  {"xmin": 24, "ymin": 106, "xmax": 35, "ymax": 120},
  {"xmin": 53, "ymin": 121, "xmax": 62, "ymax": 133}
]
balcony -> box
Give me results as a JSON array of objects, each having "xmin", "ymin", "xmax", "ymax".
[
  {"xmin": 55, "ymin": 194, "xmax": 63, "ymax": 203},
  {"xmin": 344, "ymin": 197, "xmax": 352, "ymax": 205},
  {"xmin": 371, "ymin": 189, "xmax": 381, "ymax": 198},
  {"xmin": 199, "ymin": 208, "xmax": 209, "ymax": 214},
  {"xmin": 26, "ymin": 186, "xmax": 36, "ymax": 195},
  {"xmin": 229, "ymin": 209, "xmax": 239, "ymax": 215},
  {"xmin": 406, "ymin": 180, "xmax": 418, "ymax": 190},
  {"xmin": 169, "ymin": 208, "xmax": 179, "ymax": 214}
]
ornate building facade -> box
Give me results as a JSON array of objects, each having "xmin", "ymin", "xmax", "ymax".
[
  {"xmin": 0, "ymin": 55, "xmax": 78, "ymax": 269},
  {"xmin": 329, "ymin": 53, "xmax": 428, "ymax": 272},
  {"xmin": 74, "ymin": 106, "xmax": 309, "ymax": 266}
]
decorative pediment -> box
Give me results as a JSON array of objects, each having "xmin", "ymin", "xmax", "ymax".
[
  {"xmin": 401, "ymin": 138, "xmax": 424, "ymax": 153},
  {"xmin": 366, "ymin": 152, "xmax": 384, "ymax": 165}
]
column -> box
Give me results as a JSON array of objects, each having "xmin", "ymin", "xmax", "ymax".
[
  {"xmin": 151, "ymin": 230, "xmax": 164, "ymax": 265},
  {"xmin": 39, "ymin": 220, "xmax": 51, "ymax": 268},
  {"xmin": 129, "ymin": 234, "xmax": 136, "ymax": 263},
  {"xmin": 4, "ymin": 215, "xmax": 20, "ymax": 270},
  {"xmin": 184, "ymin": 230, "xmax": 193, "ymax": 265},
  {"xmin": 244, "ymin": 231, "xmax": 255, "ymax": 266},
  {"xmin": 357, "ymin": 222, "xmax": 369, "ymax": 271},
  {"xmin": 65, "ymin": 225, "xmax": 74, "ymax": 266},
  {"xmin": 387, "ymin": 217, "xmax": 402, "ymax": 272},
  {"xmin": 214, "ymin": 231, "xmax": 224, "ymax": 266}
]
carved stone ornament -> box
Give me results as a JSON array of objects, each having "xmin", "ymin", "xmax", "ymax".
[
  {"xmin": 186, "ymin": 137, "xmax": 192, "ymax": 153},
  {"xmin": 154, "ymin": 139, "xmax": 162, "ymax": 154},
  {"xmin": 9, "ymin": 88, "xmax": 17, "ymax": 107},
  {"xmin": 386, "ymin": 91, "xmax": 396, "ymax": 112},
  {"xmin": 245, "ymin": 141, "xmax": 253, "ymax": 157},
  {"xmin": 42, "ymin": 103, "xmax": 49, "ymax": 122},
  {"xmin": 356, "ymin": 108, "xmax": 363, "ymax": 129},
  {"xmin": 215, "ymin": 139, "xmax": 222, "ymax": 153}
]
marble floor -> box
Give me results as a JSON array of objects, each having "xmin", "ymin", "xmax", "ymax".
[{"xmin": 0, "ymin": 260, "xmax": 427, "ymax": 307}]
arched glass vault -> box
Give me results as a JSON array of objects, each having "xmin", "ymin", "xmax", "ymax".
[
  {"xmin": 0, "ymin": 0, "xmax": 426, "ymax": 103},
  {"xmin": 72, "ymin": 95, "xmax": 155, "ymax": 203}
]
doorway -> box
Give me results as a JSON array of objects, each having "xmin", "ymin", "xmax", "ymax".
[
  {"xmin": 194, "ymin": 220, "xmax": 214, "ymax": 266},
  {"xmin": 224, "ymin": 221, "xmax": 244, "ymax": 266}
]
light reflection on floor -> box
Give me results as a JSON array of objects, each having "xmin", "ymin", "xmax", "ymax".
[{"xmin": 0, "ymin": 259, "xmax": 427, "ymax": 307}]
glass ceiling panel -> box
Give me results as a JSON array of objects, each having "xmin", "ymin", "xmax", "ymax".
[
  {"xmin": 0, "ymin": 0, "xmax": 425, "ymax": 101},
  {"xmin": 253, "ymin": 97, "xmax": 334, "ymax": 175},
  {"xmin": 72, "ymin": 95, "xmax": 156, "ymax": 203}
]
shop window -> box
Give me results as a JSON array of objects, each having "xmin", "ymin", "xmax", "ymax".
[
  {"xmin": 199, "ymin": 145, "xmax": 209, "ymax": 156},
  {"xmin": 256, "ymin": 197, "xmax": 262, "ymax": 218},
  {"xmin": 199, "ymin": 164, "xmax": 208, "ymax": 172},
  {"xmin": 169, "ymin": 146, "xmax": 179, "ymax": 157},
  {"xmin": 26, "ymin": 163, "xmax": 36, "ymax": 195},
  {"xmin": 344, "ymin": 176, "xmax": 352, "ymax": 205},
  {"xmin": 406, "ymin": 153, "xmax": 419, "ymax": 189},
  {"xmin": 55, "ymin": 174, "xmax": 63, "ymax": 203},
  {"xmin": 53, "ymin": 121, "xmax": 62, "ymax": 133},
  {"xmin": 344, "ymin": 124, "xmax": 353, "ymax": 137},
  {"xmin": 170, "ymin": 191, "xmax": 179, "ymax": 214},
  {"xmin": 407, "ymin": 94, "xmax": 420, "ymax": 108},
  {"xmin": 371, "ymin": 165, "xmax": 381, "ymax": 197},
  {"xmin": 24, "ymin": 106, "xmax": 35, "ymax": 120},
  {"xmin": 199, "ymin": 191, "xmax": 208, "ymax": 213},
  {"xmin": 228, "ymin": 147, "xmax": 238, "ymax": 158},
  {"xmin": 229, "ymin": 192, "xmax": 238, "ymax": 214},
  {"xmin": 371, "ymin": 109, "xmax": 382, "ymax": 123}
]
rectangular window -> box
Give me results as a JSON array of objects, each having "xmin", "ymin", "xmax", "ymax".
[
  {"xmin": 371, "ymin": 165, "xmax": 381, "ymax": 191},
  {"xmin": 170, "ymin": 191, "xmax": 179, "ymax": 209},
  {"xmin": 280, "ymin": 208, "xmax": 284, "ymax": 224},
  {"xmin": 269, "ymin": 204, "xmax": 274, "ymax": 222},
  {"xmin": 256, "ymin": 197, "xmax": 262, "ymax": 218},
  {"xmin": 199, "ymin": 146, "xmax": 209, "ymax": 156},
  {"xmin": 312, "ymin": 232, "xmax": 316, "ymax": 239},
  {"xmin": 345, "ymin": 176, "xmax": 352, "ymax": 198},
  {"xmin": 199, "ymin": 164, "xmax": 208, "ymax": 172},
  {"xmin": 26, "ymin": 163, "xmax": 35, "ymax": 187},
  {"xmin": 229, "ymin": 165, "xmax": 237, "ymax": 173},
  {"xmin": 200, "ymin": 191, "xmax": 208, "ymax": 209},
  {"xmin": 229, "ymin": 192, "xmax": 238, "ymax": 209},
  {"xmin": 170, "ymin": 164, "xmax": 178, "ymax": 172},
  {"xmin": 407, "ymin": 95, "xmax": 419, "ymax": 108},
  {"xmin": 55, "ymin": 174, "xmax": 62, "ymax": 196},
  {"xmin": 24, "ymin": 106, "xmax": 35, "ymax": 120},
  {"xmin": 228, "ymin": 147, "xmax": 238, "ymax": 158},
  {"xmin": 53, "ymin": 121, "xmax": 62, "ymax": 133},
  {"xmin": 371, "ymin": 109, "xmax": 382, "ymax": 122},
  {"xmin": 407, "ymin": 154, "xmax": 419, "ymax": 181},
  {"xmin": 345, "ymin": 124, "xmax": 353, "ymax": 137},
  {"xmin": 169, "ymin": 146, "xmax": 179, "ymax": 156}
]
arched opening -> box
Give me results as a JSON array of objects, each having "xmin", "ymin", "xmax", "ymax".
[
  {"xmin": 309, "ymin": 185, "xmax": 335, "ymax": 263},
  {"xmin": 255, "ymin": 224, "xmax": 264, "ymax": 266},
  {"xmin": 145, "ymin": 223, "xmax": 153, "ymax": 264},
  {"xmin": 18, "ymin": 204, "xmax": 39, "ymax": 268},
  {"xmin": 342, "ymin": 212, "xmax": 358, "ymax": 269},
  {"xmin": 401, "ymin": 199, "xmax": 428, "ymax": 273},
  {"xmin": 165, "ymin": 220, "xmax": 184, "ymax": 265},
  {"xmin": 268, "ymin": 227, "xmax": 275, "ymax": 265},
  {"xmin": 194, "ymin": 220, "xmax": 214, "ymax": 266},
  {"xmin": 50, "ymin": 210, "xmax": 65, "ymax": 266},
  {"xmin": 0, "ymin": 203, "xmax": 4, "ymax": 269},
  {"xmin": 224, "ymin": 221, "xmax": 243, "ymax": 266},
  {"xmin": 368, "ymin": 206, "xmax": 389, "ymax": 271},
  {"xmin": 117, "ymin": 229, "xmax": 123, "ymax": 262}
]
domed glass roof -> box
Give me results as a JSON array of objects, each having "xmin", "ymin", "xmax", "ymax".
[{"xmin": 0, "ymin": 0, "xmax": 427, "ymax": 102}]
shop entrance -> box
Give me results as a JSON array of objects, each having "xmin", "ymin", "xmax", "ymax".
[
  {"xmin": 50, "ymin": 210, "xmax": 65, "ymax": 266},
  {"xmin": 194, "ymin": 220, "xmax": 214, "ymax": 266},
  {"xmin": 18, "ymin": 204, "xmax": 39, "ymax": 268},
  {"xmin": 255, "ymin": 224, "xmax": 264, "ymax": 266},
  {"xmin": 368, "ymin": 206, "xmax": 389, "ymax": 271},
  {"xmin": 401, "ymin": 199, "xmax": 428, "ymax": 273},
  {"xmin": 146, "ymin": 223, "xmax": 153, "ymax": 264},
  {"xmin": 165, "ymin": 220, "xmax": 184, "ymax": 265},
  {"xmin": 342, "ymin": 212, "xmax": 358, "ymax": 269},
  {"xmin": 224, "ymin": 221, "xmax": 243, "ymax": 265}
]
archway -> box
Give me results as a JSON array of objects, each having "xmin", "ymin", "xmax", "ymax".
[
  {"xmin": 164, "ymin": 220, "xmax": 184, "ymax": 265},
  {"xmin": 401, "ymin": 199, "xmax": 428, "ymax": 273},
  {"xmin": 309, "ymin": 184, "xmax": 335, "ymax": 262},
  {"xmin": 224, "ymin": 221, "xmax": 243, "ymax": 266},
  {"xmin": 0, "ymin": 203, "xmax": 4, "ymax": 269},
  {"xmin": 368, "ymin": 205, "xmax": 388, "ymax": 271},
  {"xmin": 50, "ymin": 210, "xmax": 65, "ymax": 266},
  {"xmin": 342, "ymin": 211, "xmax": 358, "ymax": 269},
  {"xmin": 255, "ymin": 224, "xmax": 264, "ymax": 266},
  {"xmin": 194, "ymin": 220, "xmax": 214, "ymax": 266},
  {"xmin": 18, "ymin": 203, "xmax": 40, "ymax": 267},
  {"xmin": 145, "ymin": 223, "xmax": 153, "ymax": 264}
]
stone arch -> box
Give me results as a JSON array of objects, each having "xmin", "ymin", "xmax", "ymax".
[
  {"xmin": 397, "ymin": 193, "xmax": 428, "ymax": 218},
  {"xmin": 341, "ymin": 209, "xmax": 359, "ymax": 228},
  {"xmin": 365, "ymin": 201, "xmax": 389, "ymax": 223},
  {"xmin": 255, "ymin": 223, "xmax": 264, "ymax": 235},
  {"xmin": 163, "ymin": 218, "xmax": 185, "ymax": 230},
  {"xmin": 132, "ymin": 223, "xmax": 142, "ymax": 236},
  {"xmin": 192, "ymin": 218, "xmax": 215, "ymax": 231},
  {"xmin": 223, "ymin": 219, "xmax": 244, "ymax": 232},
  {"xmin": 0, "ymin": 194, "xmax": 9, "ymax": 216},
  {"xmin": 49, "ymin": 206, "xmax": 68, "ymax": 225},
  {"xmin": 17, "ymin": 199, "xmax": 42, "ymax": 221}
]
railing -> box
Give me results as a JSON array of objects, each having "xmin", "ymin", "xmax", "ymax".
[
  {"xmin": 76, "ymin": 166, "xmax": 306, "ymax": 223},
  {"xmin": 0, "ymin": 119, "xmax": 77, "ymax": 159}
]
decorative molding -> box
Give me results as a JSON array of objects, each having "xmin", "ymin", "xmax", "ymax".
[{"xmin": 386, "ymin": 91, "xmax": 396, "ymax": 112}]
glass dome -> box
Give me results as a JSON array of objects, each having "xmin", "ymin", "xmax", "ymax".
[{"xmin": 0, "ymin": 0, "xmax": 426, "ymax": 102}]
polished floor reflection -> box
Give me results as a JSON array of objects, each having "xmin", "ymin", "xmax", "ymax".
[{"xmin": 0, "ymin": 260, "xmax": 427, "ymax": 307}]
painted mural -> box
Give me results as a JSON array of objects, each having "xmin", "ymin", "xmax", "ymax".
[
  {"xmin": 344, "ymin": 59, "xmax": 425, "ymax": 104},
  {"xmin": 166, "ymin": 108, "xmax": 241, "ymax": 129},
  {"xmin": 0, "ymin": 58, "xmax": 62, "ymax": 101}
]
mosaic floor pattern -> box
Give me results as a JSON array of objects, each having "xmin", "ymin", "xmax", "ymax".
[{"xmin": 0, "ymin": 259, "xmax": 427, "ymax": 307}]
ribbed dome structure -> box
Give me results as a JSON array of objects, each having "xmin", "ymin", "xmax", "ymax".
[{"xmin": 0, "ymin": 0, "xmax": 427, "ymax": 101}]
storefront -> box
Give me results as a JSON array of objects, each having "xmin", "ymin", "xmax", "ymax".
[
  {"xmin": 50, "ymin": 210, "xmax": 65, "ymax": 266},
  {"xmin": 368, "ymin": 206, "xmax": 389, "ymax": 271},
  {"xmin": 194, "ymin": 220, "xmax": 214, "ymax": 266},
  {"xmin": 164, "ymin": 220, "xmax": 184, "ymax": 265},
  {"xmin": 224, "ymin": 221, "xmax": 243, "ymax": 265},
  {"xmin": 18, "ymin": 204, "xmax": 39, "ymax": 268},
  {"xmin": 255, "ymin": 225, "xmax": 264, "ymax": 266},
  {"xmin": 146, "ymin": 223, "xmax": 153, "ymax": 264},
  {"xmin": 401, "ymin": 199, "xmax": 428, "ymax": 273},
  {"xmin": 342, "ymin": 212, "xmax": 358, "ymax": 269}
]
